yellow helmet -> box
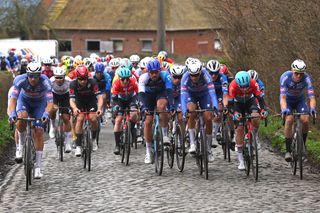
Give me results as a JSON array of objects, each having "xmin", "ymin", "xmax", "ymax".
[{"xmin": 73, "ymin": 59, "xmax": 84, "ymax": 68}]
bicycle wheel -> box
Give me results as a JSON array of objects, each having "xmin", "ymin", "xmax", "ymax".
[
  {"xmin": 87, "ymin": 130, "xmax": 92, "ymax": 171},
  {"xmin": 154, "ymin": 124, "xmax": 164, "ymax": 176},
  {"xmin": 124, "ymin": 121, "xmax": 131, "ymax": 166},
  {"xmin": 175, "ymin": 124, "xmax": 185, "ymax": 172},
  {"xmin": 200, "ymin": 130, "xmax": 208, "ymax": 180},
  {"xmin": 25, "ymin": 137, "xmax": 32, "ymax": 191},
  {"xmin": 195, "ymin": 129, "xmax": 203, "ymax": 175},
  {"xmin": 56, "ymin": 124, "xmax": 64, "ymax": 162},
  {"xmin": 166, "ymin": 128, "xmax": 175, "ymax": 169},
  {"xmin": 296, "ymin": 127, "xmax": 303, "ymax": 180},
  {"xmin": 291, "ymin": 132, "xmax": 298, "ymax": 176},
  {"xmin": 251, "ymin": 132, "xmax": 258, "ymax": 181},
  {"xmin": 244, "ymin": 144, "xmax": 250, "ymax": 177},
  {"xmin": 82, "ymin": 130, "xmax": 87, "ymax": 169},
  {"xmin": 221, "ymin": 122, "xmax": 227, "ymax": 160},
  {"xmin": 225, "ymin": 122, "xmax": 231, "ymax": 162}
]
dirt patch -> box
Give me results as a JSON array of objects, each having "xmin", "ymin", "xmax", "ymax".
[{"xmin": 0, "ymin": 139, "xmax": 16, "ymax": 184}]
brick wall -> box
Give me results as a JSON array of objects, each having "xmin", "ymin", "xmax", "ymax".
[{"xmin": 55, "ymin": 29, "xmax": 224, "ymax": 57}]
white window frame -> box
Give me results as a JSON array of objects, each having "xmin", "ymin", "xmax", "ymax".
[{"xmin": 140, "ymin": 38, "xmax": 153, "ymax": 52}]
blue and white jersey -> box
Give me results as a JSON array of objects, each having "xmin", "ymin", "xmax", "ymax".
[
  {"xmin": 172, "ymin": 83, "xmax": 181, "ymax": 99},
  {"xmin": 257, "ymin": 79, "xmax": 265, "ymax": 97},
  {"xmin": 280, "ymin": 71, "xmax": 314, "ymax": 99},
  {"xmin": 5, "ymin": 55, "xmax": 19, "ymax": 69},
  {"xmin": 212, "ymin": 73, "xmax": 228, "ymax": 97},
  {"xmin": 91, "ymin": 70, "xmax": 112, "ymax": 92},
  {"xmin": 10, "ymin": 74, "xmax": 53, "ymax": 102},
  {"xmin": 138, "ymin": 71, "xmax": 172, "ymax": 93},
  {"xmin": 180, "ymin": 69, "xmax": 218, "ymax": 114}
]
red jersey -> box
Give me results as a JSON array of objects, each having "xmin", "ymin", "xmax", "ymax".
[
  {"xmin": 111, "ymin": 77, "xmax": 138, "ymax": 101},
  {"xmin": 42, "ymin": 70, "xmax": 54, "ymax": 79},
  {"xmin": 229, "ymin": 79, "xmax": 262, "ymax": 103}
]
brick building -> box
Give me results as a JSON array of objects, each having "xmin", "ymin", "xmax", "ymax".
[{"xmin": 41, "ymin": 0, "xmax": 223, "ymax": 57}]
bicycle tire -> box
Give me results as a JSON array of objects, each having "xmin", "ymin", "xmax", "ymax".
[
  {"xmin": 87, "ymin": 129, "xmax": 92, "ymax": 171},
  {"xmin": 175, "ymin": 124, "xmax": 185, "ymax": 172},
  {"xmin": 291, "ymin": 133, "xmax": 298, "ymax": 176},
  {"xmin": 221, "ymin": 122, "xmax": 227, "ymax": 160},
  {"xmin": 166, "ymin": 126, "xmax": 175, "ymax": 169},
  {"xmin": 82, "ymin": 130, "xmax": 87, "ymax": 169},
  {"xmin": 251, "ymin": 132, "xmax": 258, "ymax": 181},
  {"xmin": 244, "ymin": 144, "xmax": 250, "ymax": 177},
  {"xmin": 201, "ymin": 129, "xmax": 208, "ymax": 180},
  {"xmin": 195, "ymin": 129, "xmax": 203, "ymax": 175},
  {"xmin": 56, "ymin": 123, "xmax": 64, "ymax": 162},
  {"xmin": 120, "ymin": 131, "xmax": 125, "ymax": 163},
  {"xmin": 154, "ymin": 123, "xmax": 164, "ymax": 176},
  {"xmin": 296, "ymin": 124, "xmax": 303, "ymax": 180},
  {"xmin": 125, "ymin": 121, "xmax": 131, "ymax": 166},
  {"xmin": 25, "ymin": 136, "xmax": 32, "ymax": 191}
]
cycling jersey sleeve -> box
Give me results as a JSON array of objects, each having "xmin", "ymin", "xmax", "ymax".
[
  {"xmin": 138, "ymin": 73, "xmax": 148, "ymax": 108},
  {"xmin": 160, "ymin": 71, "xmax": 173, "ymax": 90},
  {"xmin": 69, "ymin": 80, "xmax": 76, "ymax": 101},
  {"xmin": 204, "ymin": 71, "xmax": 218, "ymax": 109},
  {"xmin": 43, "ymin": 76, "xmax": 53, "ymax": 103},
  {"xmin": 280, "ymin": 72, "xmax": 289, "ymax": 96},
  {"xmin": 221, "ymin": 74, "xmax": 229, "ymax": 95},
  {"xmin": 180, "ymin": 73, "xmax": 189, "ymax": 114},
  {"xmin": 104, "ymin": 71, "xmax": 112, "ymax": 92},
  {"xmin": 305, "ymin": 73, "xmax": 315, "ymax": 98},
  {"xmin": 10, "ymin": 74, "xmax": 25, "ymax": 99}
]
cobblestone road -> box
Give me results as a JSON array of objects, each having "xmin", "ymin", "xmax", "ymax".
[{"xmin": 1, "ymin": 123, "xmax": 320, "ymax": 212}]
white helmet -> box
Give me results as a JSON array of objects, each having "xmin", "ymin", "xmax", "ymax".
[
  {"xmin": 291, "ymin": 59, "xmax": 306, "ymax": 72},
  {"xmin": 83, "ymin": 57, "xmax": 93, "ymax": 68},
  {"xmin": 170, "ymin": 64, "xmax": 185, "ymax": 76},
  {"xmin": 185, "ymin": 57, "xmax": 194, "ymax": 67},
  {"xmin": 42, "ymin": 58, "xmax": 52, "ymax": 65},
  {"xmin": 187, "ymin": 59, "xmax": 202, "ymax": 75},
  {"xmin": 26, "ymin": 62, "xmax": 42, "ymax": 74},
  {"xmin": 247, "ymin": 69, "xmax": 258, "ymax": 80},
  {"xmin": 206, "ymin": 59, "xmax": 221, "ymax": 73},
  {"xmin": 53, "ymin": 67, "xmax": 66, "ymax": 76},
  {"xmin": 51, "ymin": 58, "xmax": 59, "ymax": 66},
  {"xmin": 109, "ymin": 58, "xmax": 120, "ymax": 68},
  {"xmin": 74, "ymin": 55, "xmax": 82, "ymax": 61},
  {"xmin": 139, "ymin": 57, "xmax": 151, "ymax": 69},
  {"xmin": 162, "ymin": 61, "xmax": 171, "ymax": 70},
  {"xmin": 129, "ymin": 54, "xmax": 140, "ymax": 63},
  {"xmin": 89, "ymin": 53, "xmax": 98, "ymax": 59}
]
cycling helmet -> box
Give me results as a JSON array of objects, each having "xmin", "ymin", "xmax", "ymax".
[
  {"xmin": 95, "ymin": 62, "xmax": 105, "ymax": 72},
  {"xmin": 75, "ymin": 55, "xmax": 82, "ymax": 60},
  {"xmin": 109, "ymin": 58, "xmax": 120, "ymax": 68},
  {"xmin": 90, "ymin": 53, "xmax": 98, "ymax": 59},
  {"xmin": 21, "ymin": 58, "xmax": 28, "ymax": 65},
  {"xmin": 235, "ymin": 71, "xmax": 250, "ymax": 87},
  {"xmin": 291, "ymin": 59, "xmax": 306, "ymax": 73},
  {"xmin": 158, "ymin": 50, "xmax": 168, "ymax": 60},
  {"xmin": 185, "ymin": 57, "xmax": 194, "ymax": 67},
  {"xmin": 139, "ymin": 57, "xmax": 151, "ymax": 69},
  {"xmin": 206, "ymin": 59, "xmax": 221, "ymax": 73},
  {"xmin": 187, "ymin": 59, "xmax": 202, "ymax": 75},
  {"xmin": 73, "ymin": 59, "xmax": 84, "ymax": 68},
  {"xmin": 219, "ymin": 64, "xmax": 229, "ymax": 75},
  {"xmin": 147, "ymin": 58, "xmax": 161, "ymax": 71},
  {"xmin": 53, "ymin": 67, "xmax": 66, "ymax": 76},
  {"xmin": 42, "ymin": 58, "xmax": 53, "ymax": 65},
  {"xmin": 170, "ymin": 64, "xmax": 185, "ymax": 76},
  {"xmin": 105, "ymin": 54, "xmax": 114, "ymax": 62},
  {"xmin": 247, "ymin": 69, "xmax": 259, "ymax": 80},
  {"xmin": 118, "ymin": 67, "xmax": 132, "ymax": 78},
  {"xmin": 129, "ymin": 54, "xmax": 140, "ymax": 63},
  {"xmin": 120, "ymin": 58, "xmax": 132, "ymax": 69},
  {"xmin": 76, "ymin": 65, "xmax": 89, "ymax": 78},
  {"xmin": 83, "ymin": 57, "xmax": 93, "ymax": 68},
  {"xmin": 51, "ymin": 58, "xmax": 59, "ymax": 66},
  {"xmin": 26, "ymin": 62, "xmax": 42, "ymax": 74}
]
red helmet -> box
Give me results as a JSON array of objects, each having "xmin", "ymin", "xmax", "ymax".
[
  {"xmin": 76, "ymin": 65, "xmax": 89, "ymax": 78},
  {"xmin": 105, "ymin": 54, "xmax": 114, "ymax": 62},
  {"xmin": 219, "ymin": 64, "xmax": 229, "ymax": 75}
]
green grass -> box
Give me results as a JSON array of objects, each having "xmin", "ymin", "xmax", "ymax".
[
  {"xmin": 260, "ymin": 116, "xmax": 320, "ymax": 164},
  {"xmin": 0, "ymin": 116, "xmax": 13, "ymax": 146}
]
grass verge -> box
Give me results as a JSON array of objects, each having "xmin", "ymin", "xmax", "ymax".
[{"xmin": 0, "ymin": 116, "xmax": 13, "ymax": 153}]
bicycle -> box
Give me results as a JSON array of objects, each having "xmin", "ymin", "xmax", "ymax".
[
  {"xmin": 54, "ymin": 106, "xmax": 71, "ymax": 162},
  {"xmin": 238, "ymin": 114, "xmax": 266, "ymax": 181},
  {"xmin": 119, "ymin": 109, "xmax": 137, "ymax": 166},
  {"xmin": 283, "ymin": 112, "xmax": 315, "ymax": 180},
  {"xmin": 221, "ymin": 113, "xmax": 233, "ymax": 162},
  {"xmin": 16, "ymin": 117, "xmax": 40, "ymax": 191},
  {"xmin": 79, "ymin": 110, "xmax": 97, "ymax": 171},
  {"xmin": 166, "ymin": 115, "xmax": 175, "ymax": 169}
]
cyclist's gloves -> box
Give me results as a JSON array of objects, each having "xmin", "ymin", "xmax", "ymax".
[
  {"xmin": 112, "ymin": 105, "xmax": 120, "ymax": 112},
  {"xmin": 260, "ymin": 109, "xmax": 269, "ymax": 118},
  {"xmin": 310, "ymin": 107, "xmax": 317, "ymax": 116},
  {"xmin": 9, "ymin": 111, "xmax": 17, "ymax": 123},
  {"xmin": 233, "ymin": 112, "xmax": 242, "ymax": 121},
  {"xmin": 42, "ymin": 111, "xmax": 49, "ymax": 122},
  {"xmin": 281, "ymin": 108, "xmax": 290, "ymax": 116}
]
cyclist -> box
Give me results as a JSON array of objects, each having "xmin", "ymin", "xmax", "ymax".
[
  {"xmin": 49, "ymin": 67, "xmax": 73, "ymax": 152},
  {"xmin": 42, "ymin": 58, "xmax": 54, "ymax": 79},
  {"xmin": 111, "ymin": 67, "xmax": 139, "ymax": 154},
  {"xmin": 280, "ymin": 59, "xmax": 316, "ymax": 162},
  {"xmin": 8, "ymin": 62, "xmax": 53, "ymax": 179},
  {"xmin": 157, "ymin": 50, "xmax": 174, "ymax": 65},
  {"xmin": 139, "ymin": 58, "xmax": 174, "ymax": 164},
  {"xmin": 206, "ymin": 59, "xmax": 229, "ymax": 148},
  {"xmin": 181, "ymin": 58, "xmax": 219, "ymax": 162},
  {"xmin": 220, "ymin": 64, "xmax": 234, "ymax": 83},
  {"xmin": 228, "ymin": 71, "xmax": 268, "ymax": 170},
  {"xmin": 6, "ymin": 48, "xmax": 19, "ymax": 77},
  {"xmin": 139, "ymin": 57, "xmax": 151, "ymax": 75},
  {"xmin": 69, "ymin": 66, "xmax": 103, "ymax": 156},
  {"xmin": 248, "ymin": 69, "xmax": 265, "ymax": 97},
  {"xmin": 130, "ymin": 54, "xmax": 141, "ymax": 70},
  {"xmin": 108, "ymin": 58, "xmax": 120, "ymax": 82},
  {"xmin": 19, "ymin": 58, "xmax": 29, "ymax": 75}
]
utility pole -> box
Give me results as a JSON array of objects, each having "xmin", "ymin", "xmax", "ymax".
[{"xmin": 157, "ymin": 0, "xmax": 165, "ymax": 52}]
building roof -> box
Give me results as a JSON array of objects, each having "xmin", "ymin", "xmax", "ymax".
[{"xmin": 48, "ymin": 0, "xmax": 221, "ymax": 31}]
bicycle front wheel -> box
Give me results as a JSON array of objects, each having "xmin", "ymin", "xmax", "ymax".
[
  {"xmin": 200, "ymin": 130, "xmax": 208, "ymax": 180},
  {"xmin": 154, "ymin": 124, "xmax": 164, "ymax": 176},
  {"xmin": 87, "ymin": 130, "xmax": 92, "ymax": 171},
  {"xmin": 251, "ymin": 132, "xmax": 259, "ymax": 181},
  {"xmin": 175, "ymin": 124, "xmax": 185, "ymax": 172},
  {"xmin": 166, "ymin": 129, "xmax": 174, "ymax": 169},
  {"xmin": 296, "ymin": 128, "xmax": 303, "ymax": 180},
  {"xmin": 195, "ymin": 129, "xmax": 203, "ymax": 175},
  {"xmin": 124, "ymin": 121, "xmax": 131, "ymax": 166},
  {"xmin": 291, "ymin": 133, "xmax": 298, "ymax": 176}
]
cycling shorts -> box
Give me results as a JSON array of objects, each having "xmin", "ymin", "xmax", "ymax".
[
  {"xmin": 143, "ymin": 91, "xmax": 167, "ymax": 111},
  {"xmin": 75, "ymin": 98, "xmax": 97, "ymax": 112},
  {"xmin": 286, "ymin": 96, "xmax": 309, "ymax": 113},
  {"xmin": 234, "ymin": 97, "xmax": 260, "ymax": 126},
  {"xmin": 187, "ymin": 91, "xmax": 212, "ymax": 110},
  {"xmin": 53, "ymin": 93, "xmax": 70, "ymax": 114},
  {"xmin": 114, "ymin": 96, "xmax": 138, "ymax": 116}
]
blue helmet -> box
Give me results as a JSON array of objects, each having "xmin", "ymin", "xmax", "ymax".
[
  {"xmin": 95, "ymin": 62, "xmax": 105, "ymax": 72},
  {"xmin": 147, "ymin": 58, "xmax": 161, "ymax": 71},
  {"xmin": 118, "ymin": 67, "xmax": 131, "ymax": 78},
  {"xmin": 235, "ymin": 71, "xmax": 250, "ymax": 87}
]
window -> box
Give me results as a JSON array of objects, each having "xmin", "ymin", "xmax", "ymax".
[
  {"xmin": 59, "ymin": 40, "xmax": 71, "ymax": 52},
  {"xmin": 87, "ymin": 40, "xmax": 100, "ymax": 51},
  {"xmin": 214, "ymin": 39, "xmax": 222, "ymax": 51},
  {"xmin": 141, "ymin": 40, "xmax": 152, "ymax": 52},
  {"xmin": 113, "ymin": 40, "xmax": 123, "ymax": 52}
]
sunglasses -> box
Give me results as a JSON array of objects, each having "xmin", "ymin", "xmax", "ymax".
[
  {"xmin": 55, "ymin": 76, "xmax": 64, "ymax": 80},
  {"xmin": 27, "ymin": 74, "xmax": 40, "ymax": 79},
  {"xmin": 173, "ymin": 75, "xmax": 182, "ymax": 79},
  {"xmin": 149, "ymin": 70, "xmax": 159, "ymax": 74},
  {"xmin": 239, "ymin": 85, "xmax": 249, "ymax": 89},
  {"xmin": 44, "ymin": 64, "xmax": 51, "ymax": 66},
  {"xmin": 293, "ymin": 72, "xmax": 304, "ymax": 76},
  {"xmin": 78, "ymin": 77, "xmax": 88, "ymax": 81},
  {"xmin": 121, "ymin": 77, "xmax": 130, "ymax": 82},
  {"xmin": 190, "ymin": 73, "xmax": 200, "ymax": 77}
]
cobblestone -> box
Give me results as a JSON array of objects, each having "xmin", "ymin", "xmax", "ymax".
[{"xmin": 1, "ymin": 123, "xmax": 320, "ymax": 212}]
